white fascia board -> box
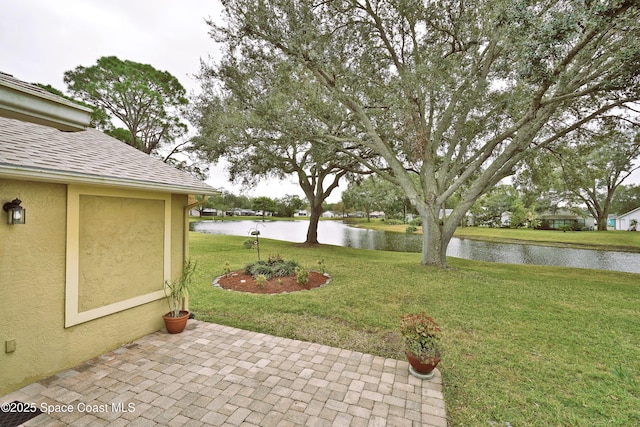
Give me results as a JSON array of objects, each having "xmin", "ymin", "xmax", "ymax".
[
  {"xmin": 0, "ymin": 84, "xmax": 92, "ymax": 131},
  {"xmin": 0, "ymin": 165, "xmax": 218, "ymax": 195}
]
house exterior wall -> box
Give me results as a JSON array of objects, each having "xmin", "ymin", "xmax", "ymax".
[
  {"xmin": 615, "ymin": 207, "xmax": 640, "ymax": 231},
  {"xmin": 538, "ymin": 216, "xmax": 595, "ymax": 231},
  {"xmin": 78, "ymin": 194, "xmax": 166, "ymax": 310},
  {"xmin": 0, "ymin": 179, "xmax": 187, "ymax": 394}
]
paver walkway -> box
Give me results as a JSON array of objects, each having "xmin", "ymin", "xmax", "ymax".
[{"xmin": 2, "ymin": 320, "xmax": 447, "ymax": 426}]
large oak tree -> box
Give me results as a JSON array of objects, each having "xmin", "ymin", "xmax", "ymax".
[
  {"xmin": 192, "ymin": 45, "xmax": 376, "ymax": 243},
  {"xmin": 64, "ymin": 56, "xmax": 189, "ymax": 156},
  {"xmin": 206, "ymin": 0, "xmax": 640, "ymax": 266}
]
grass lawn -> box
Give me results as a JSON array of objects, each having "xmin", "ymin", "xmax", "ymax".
[{"xmin": 188, "ymin": 233, "xmax": 639, "ymax": 426}]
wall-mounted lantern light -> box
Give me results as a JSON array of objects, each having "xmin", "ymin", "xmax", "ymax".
[{"xmin": 3, "ymin": 198, "xmax": 26, "ymax": 225}]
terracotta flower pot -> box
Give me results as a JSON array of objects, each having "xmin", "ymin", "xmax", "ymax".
[
  {"xmin": 163, "ymin": 310, "xmax": 190, "ymax": 334},
  {"xmin": 405, "ymin": 351, "xmax": 441, "ymax": 379}
]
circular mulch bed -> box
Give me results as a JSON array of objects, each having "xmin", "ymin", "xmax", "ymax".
[{"xmin": 213, "ymin": 270, "xmax": 330, "ymax": 294}]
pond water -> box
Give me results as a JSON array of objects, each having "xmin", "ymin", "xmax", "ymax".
[{"xmin": 190, "ymin": 220, "xmax": 640, "ymax": 274}]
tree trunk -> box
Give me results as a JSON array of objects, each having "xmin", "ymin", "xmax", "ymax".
[
  {"xmin": 419, "ymin": 207, "xmax": 449, "ymax": 267},
  {"xmin": 596, "ymin": 215, "xmax": 608, "ymax": 231},
  {"xmin": 596, "ymin": 193, "xmax": 614, "ymax": 231},
  {"xmin": 306, "ymin": 204, "xmax": 322, "ymax": 244}
]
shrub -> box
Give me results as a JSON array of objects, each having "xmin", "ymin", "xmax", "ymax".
[
  {"xmin": 406, "ymin": 225, "xmax": 418, "ymax": 233},
  {"xmin": 295, "ymin": 266, "xmax": 309, "ymax": 285},
  {"xmin": 223, "ymin": 261, "xmax": 232, "ymax": 275},
  {"xmin": 409, "ymin": 217, "xmax": 423, "ymax": 226},
  {"xmin": 256, "ymin": 274, "xmax": 267, "ymax": 287},
  {"xmin": 268, "ymin": 253, "xmax": 283, "ymax": 262},
  {"xmin": 274, "ymin": 260, "xmax": 300, "ymax": 277},
  {"xmin": 244, "ymin": 257, "xmax": 301, "ymax": 279}
]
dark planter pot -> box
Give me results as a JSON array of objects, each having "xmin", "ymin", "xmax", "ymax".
[
  {"xmin": 405, "ymin": 351, "xmax": 441, "ymax": 379},
  {"xmin": 163, "ymin": 310, "xmax": 190, "ymax": 334}
]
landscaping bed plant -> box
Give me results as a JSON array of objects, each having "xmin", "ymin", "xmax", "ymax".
[{"xmin": 215, "ymin": 254, "xmax": 329, "ymax": 294}]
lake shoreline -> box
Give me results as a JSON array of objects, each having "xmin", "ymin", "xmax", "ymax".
[
  {"xmin": 190, "ymin": 219, "xmax": 640, "ymax": 274},
  {"xmin": 346, "ymin": 220, "xmax": 640, "ymax": 254},
  {"xmin": 202, "ymin": 215, "xmax": 640, "ymax": 253}
]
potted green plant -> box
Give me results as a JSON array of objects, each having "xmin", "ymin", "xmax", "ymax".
[
  {"xmin": 400, "ymin": 312, "xmax": 442, "ymax": 379},
  {"xmin": 163, "ymin": 259, "xmax": 196, "ymax": 334}
]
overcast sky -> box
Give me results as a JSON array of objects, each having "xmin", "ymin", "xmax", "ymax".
[{"xmin": 0, "ymin": 0, "xmax": 321, "ymax": 201}]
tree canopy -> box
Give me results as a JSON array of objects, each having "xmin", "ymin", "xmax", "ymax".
[
  {"xmin": 610, "ymin": 184, "xmax": 640, "ymax": 215},
  {"xmin": 276, "ymin": 195, "xmax": 306, "ymax": 217},
  {"xmin": 549, "ymin": 122, "xmax": 640, "ymax": 230},
  {"xmin": 64, "ymin": 56, "xmax": 189, "ymax": 156},
  {"xmin": 207, "ymin": 0, "xmax": 640, "ymax": 266},
  {"xmin": 252, "ymin": 196, "xmax": 277, "ymax": 219},
  {"xmin": 343, "ymin": 176, "xmax": 413, "ymax": 221},
  {"xmin": 192, "ymin": 31, "xmax": 377, "ymax": 243}
]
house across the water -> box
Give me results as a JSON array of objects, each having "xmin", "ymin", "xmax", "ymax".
[
  {"xmin": 615, "ymin": 206, "xmax": 640, "ymax": 231},
  {"xmin": 537, "ymin": 210, "xmax": 595, "ymax": 231}
]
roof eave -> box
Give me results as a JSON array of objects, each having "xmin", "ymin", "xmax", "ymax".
[
  {"xmin": 0, "ymin": 165, "xmax": 219, "ymax": 195},
  {"xmin": 0, "ymin": 83, "xmax": 92, "ymax": 132},
  {"xmin": 618, "ymin": 206, "xmax": 640, "ymax": 218}
]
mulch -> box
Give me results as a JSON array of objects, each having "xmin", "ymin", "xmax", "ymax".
[{"xmin": 214, "ymin": 270, "xmax": 330, "ymax": 294}]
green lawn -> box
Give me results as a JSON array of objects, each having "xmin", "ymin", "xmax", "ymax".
[{"xmin": 188, "ymin": 233, "xmax": 640, "ymax": 426}]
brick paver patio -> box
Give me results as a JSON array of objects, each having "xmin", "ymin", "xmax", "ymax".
[{"xmin": 2, "ymin": 320, "xmax": 447, "ymax": 426}]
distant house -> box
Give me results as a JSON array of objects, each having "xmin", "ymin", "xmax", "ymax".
[
  {"xmin": 370, "ymin": 211, "xmax": 386, "ymax": 218},
  {"xmin": 615, "ymin": 207, "xmax": 640, "ymax": 231},
  {"xmin": 293, "ymin": 210, "xmax": 309, "ymax": 217},
  {"xmin": 322, "ymin": 210, "xmax": 338, "ymax": 218},
  {"xmin": 0, "ymin": 72, "xmax": 216, "ymax": 394},
  {"xmin": 204, "ymin": 208, "xmax": 221, "ymax": 217},
  {"xmin": 498, "ymin": 212, "xmax": 510, "ymax": 227},
  {"xmin": 348, "ymin": 211, "xmax": 366, "ymax": 218},
  {"xmin": 190, "ymin": 207, "xmax": 221, "ymax": 217},
  {"xmin": 227, "ymin": 208, "xmax": 256, "ymax": 216},
  {"xmin": 537, "ymin": 210, "xmax": 595, "ymax": 230}
]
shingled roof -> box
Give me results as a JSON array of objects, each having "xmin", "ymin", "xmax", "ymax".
[{"xmin": 0, "ymin": 116, "xmax": 216, "ymax": 194}]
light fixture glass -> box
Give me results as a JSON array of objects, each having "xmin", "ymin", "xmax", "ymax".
[{"xmin": 3, "ymin": 198, "xmax": 26, "ymax": 225}]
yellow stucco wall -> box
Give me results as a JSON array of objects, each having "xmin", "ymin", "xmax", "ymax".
[
  {"xmin": 78, "ymin": 195, "xmax": 165, "ymax": 310},
  {"xmin": 0, "ymin": 179, "xmax": 187, "ymax": 395}
]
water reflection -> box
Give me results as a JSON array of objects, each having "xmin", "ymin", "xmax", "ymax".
[{"xmin": 190, "ymin": 220, "xmax": 640, "ymax": 274}]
